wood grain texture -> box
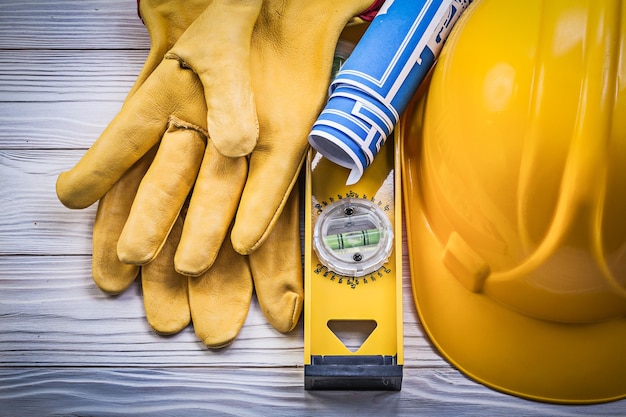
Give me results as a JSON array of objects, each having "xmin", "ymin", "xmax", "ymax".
[
  {"xmin": 0, "ymin": 255, "xmax": 439, "ymax": 368},
  {"xmin": 2, "ymin": 368, "xmax": 610, "ymax": 417},
  {"xmin": 1, "ymin": 1, "xmax": 625, "ymax": 415},
  {"xmin": 0, "ymin": 0, "xmax": 149, "ymax": 50}
]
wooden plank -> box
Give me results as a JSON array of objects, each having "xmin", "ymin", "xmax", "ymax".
[
  {"xmin": 0, "ymin": 150, "xmax": 94, "ymax": 255},
  {"xmin": 0, "ymin": 0, "xmax": 148, "ymax": 50},
  {"xmin": 0, "ymin": 254, "xmax": 304, "ymax": 367},
  {"xmin": 1, "ymin": 367, "xmax": 624, "ymax": 417},
  {"xmin": 0, "ymin": 101, "xmax": 124, "ymax": 150},
  {"xmin": 0, "ymin": 254, "xmax": 440, "ymax": 368},
  {"xmin": 0, "ymin": 49, "xmax": 145, "ymax": 104}
]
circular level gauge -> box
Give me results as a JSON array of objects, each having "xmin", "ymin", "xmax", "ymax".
[{"xmin": 313, "ymin": 197, "xmax": 393, "ymax": 277}]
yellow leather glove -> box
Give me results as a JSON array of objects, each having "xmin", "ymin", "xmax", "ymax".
[
  {"xmin": 91, "ymin": 0, "xmax": 211, "ymax": 294},
  {"xmin": 229, "ymin": 0, "xmax": 381, "ymax": 257},
  {"xmin": 115, "ymin": 118, "xmax": 302, "ymax": 345},
  {"xmin": 92, "ymin": 0, "xmax": 253, "ymax": 345},
  {"xmin": 57, "ymin": 0, "xmax": 380, "ymax": 344},
  {"xmin": 56, "ymin": 0, "xmax": 380, "ymax": 264},
  {"xmin": 87, "ymin": 0, "xmax": 303, "ymax": 346},
  {"xmin": 58, "ymin": 0, "xmax": 262, "ymax": 212}
]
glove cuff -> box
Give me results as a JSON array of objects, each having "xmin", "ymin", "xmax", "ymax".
[
  {"xmin": 137, "ymin": 0, "xmax": 382, "ymax": 24},
  {"xmin": 136, "ymin": 0, "xmax": 383, "ymax": 24},
  {"xmin": 359, "ymin": 0, "xmax": 385, "ymax": 21}
]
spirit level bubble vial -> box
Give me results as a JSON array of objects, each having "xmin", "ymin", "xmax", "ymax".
[{"xmin": 304, "ymin": 125, "xmax": 403, "ymax": 390}]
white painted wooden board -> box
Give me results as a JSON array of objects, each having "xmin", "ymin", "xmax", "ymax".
[{"xmin": 1, "ymin": 1, "xmax": 625, "ymax": 415}]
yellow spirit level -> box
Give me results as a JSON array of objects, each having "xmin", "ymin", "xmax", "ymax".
[{"xmin": 303, "ymin": 126, "xmax": 403, "ymax": 390}]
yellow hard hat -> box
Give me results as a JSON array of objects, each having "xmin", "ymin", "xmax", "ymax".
[{"xmin": 401, "ymin": 0, "xmax": 626, "ymax": 404}]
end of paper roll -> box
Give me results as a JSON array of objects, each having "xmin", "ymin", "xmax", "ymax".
[
  {"xmin": 308, "ymin": 129, "xmax": 365, "ymax": 185},
  {"xmin": 308, "ymin": 85, "xmax": 395, "ymax": 185}
]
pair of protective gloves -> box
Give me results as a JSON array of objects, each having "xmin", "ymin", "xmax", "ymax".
[{"xmin": 56, "ymin": 0, "xmax": 382, "ymax": 348}]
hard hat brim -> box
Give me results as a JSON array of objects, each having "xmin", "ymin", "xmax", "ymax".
[{"xmin": 400, "ymin": 101, "xmax": 626, "ymax": 405}]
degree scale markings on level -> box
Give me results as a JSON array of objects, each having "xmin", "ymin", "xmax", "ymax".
[
  {"xmin": 313, "ymin": 191, "xmax": 392, "ymax": 215},
  {"xmin": 313, "ymin": 262, "xmax": 393, "ymax": 290}
]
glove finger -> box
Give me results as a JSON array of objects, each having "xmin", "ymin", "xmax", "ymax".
[
  {"xmin": 117, "ymin": 119, "xmax": 207, "ymax": 265},
  {"xmin": 229, "ymin": 1, "xmax": 378, "ymax": 254},
  {"xmin": 174, "ymin": 139, "xmax": 247, "ymax": 276},
  {"xmin": 231, "ymin": 139, "xmax": 306, "ymax": 256},
  {"xmin": 91, "ymin": 0, "xmax": 214, "ymax": 293},
  {"xmin": 168, "ymin": 0, "xmax": 261, "ymax": 157},
  {"xmin": 229, "ymin": 20, "xmax": 340, "ymax": 254},
  {"xmin": 188, "ymin": 231, "xmax": 253, "ymax": 349},
  {"xmin": 130, "ymin": 0, "xmax": 212, "ymax": 98},
  {"xmin": 91, "ymin": 146, "xmax": 157, "ymax": 294},
  {"xmin": 56, "ymin": 58, "xmax": 207, "ymax": 209},
  {"xmin": 249, "ymin": 182, "xmax": 303, "ymax": 333},
  {"xmin": 228, "ymin": 81, "xmax": 313, "ymax": 255},
  {"xmin": 142, "ymin": 211, "xmax": 191, "ymax": 335}
]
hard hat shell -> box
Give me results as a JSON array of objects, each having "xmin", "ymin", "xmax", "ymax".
[{"xmin": 401, "ymin": 0, "xmax": 626, "ymax": 404}]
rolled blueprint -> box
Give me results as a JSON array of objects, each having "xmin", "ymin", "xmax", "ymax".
[{"xmin": 309, "ymin": 0, "xmax": 472, "ymax": 185}]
